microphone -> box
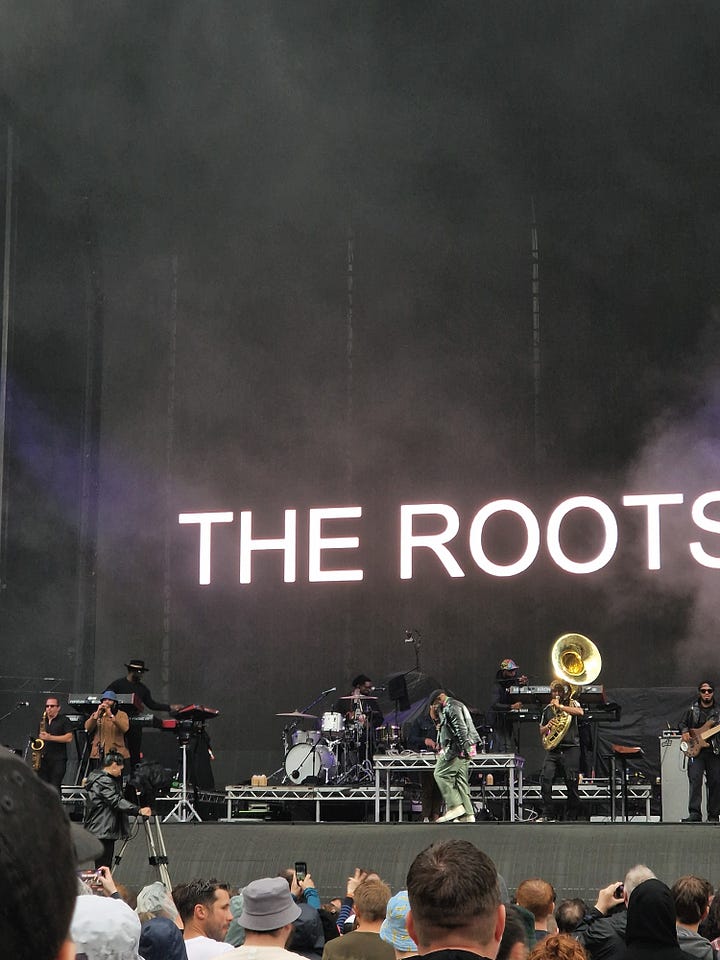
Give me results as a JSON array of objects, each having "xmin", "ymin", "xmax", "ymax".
[
  {"xmin": 322, "ymin": 687, "xmax": 337, "ymax": 695},
  {"xmin": 371, "ymin": 686, "xmax": 386, "ymax": 692},
  {"xmin": 17, "ymin": 700, "xmax": 29, "ymax": 707}
]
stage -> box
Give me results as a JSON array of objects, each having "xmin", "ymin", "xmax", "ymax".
[{"xmin": 109, "ymin": 820, "xmax": 719, "ymax": 904}]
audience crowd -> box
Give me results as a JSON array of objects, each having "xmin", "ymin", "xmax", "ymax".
[{"xmin": 3, "ymin": 749, "xmax": 719, "ymax": 960}]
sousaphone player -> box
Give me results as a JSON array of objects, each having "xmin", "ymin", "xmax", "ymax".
[{"xmin": 537, "ymin": 634, "xmax": 600, "ymax": 823}]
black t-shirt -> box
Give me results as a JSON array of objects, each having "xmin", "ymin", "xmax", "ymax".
[
  {"xmin": 43, "ymin": 714, "xmax": 72, "ymax": 758},
  {"xmin": 420, "ymin": 949, "xmax": 493, "ymax": 960},
  {"xmin": 107, "ymin": 677, "xmax": 170, "ymax": 712},
  {"xmin": 541, "ymin": 701, "xmax": 581, "ymax": 749}
]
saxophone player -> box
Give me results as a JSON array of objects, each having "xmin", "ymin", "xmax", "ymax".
[
  {"xmin": 37, "ymin": 697, "xmax": 73, "ymax": 792},
  {"xmin": 537, "ymin": 681, "xmax": 584, "ymax": 823}
]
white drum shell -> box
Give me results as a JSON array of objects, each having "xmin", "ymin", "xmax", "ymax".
[
  {"xmin": 290, "ymin": 730, "xmax": 321, "ymax": 747},
  {"xmin": 284, "ymin": 743, "xmax": 336, "ymax": 784},
  {"xmin": 321, "ymin": 711, "xmax": 344, "ymax": 734}
]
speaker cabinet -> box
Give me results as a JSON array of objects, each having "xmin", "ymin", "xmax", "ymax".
[{"xmin": 660, "ymin": 733, "xmax": 698, "ymax": 822}]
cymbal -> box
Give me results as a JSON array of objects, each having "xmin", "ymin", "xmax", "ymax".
[
  {"xmin": 337, "ymin": 695, "xmax": 378, "ymax": 700},
  {"xmin": 276, "ymin": 711, "xmax": 318, "ymax": 719}
]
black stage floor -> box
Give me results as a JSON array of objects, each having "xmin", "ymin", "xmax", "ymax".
[{"xmin": 113, "ymin": 821, "xmax": 719, "ymax": 903}]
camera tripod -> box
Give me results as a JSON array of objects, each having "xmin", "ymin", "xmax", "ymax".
[{"xmin": 114, "ymin": 814, "xmax": 172, "ymax": 888}]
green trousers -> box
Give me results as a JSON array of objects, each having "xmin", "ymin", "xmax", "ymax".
[{"xmin": 433, "ymin": 752, "xmax": 473, "ymax": 815}]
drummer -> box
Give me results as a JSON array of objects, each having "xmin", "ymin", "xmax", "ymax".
[{"xmin": 334, "ymin": 674, "xmax": 384, "ymax": 739}]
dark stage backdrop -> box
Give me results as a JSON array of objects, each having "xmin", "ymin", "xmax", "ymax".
[{"xmin": 1, "ymin": 5, "xmax": 720, "ymax": 783}]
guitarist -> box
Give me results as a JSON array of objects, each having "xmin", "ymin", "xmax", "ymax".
[{"xmin": 679, "ymin": 682, "xmax": 720, "ymax": 822}]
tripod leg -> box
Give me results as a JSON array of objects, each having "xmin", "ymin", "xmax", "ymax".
[
  {"xmin": 112, "ymin": 836, "xmax": 131, "ymax": 874},
  {"xmin": 143, "ymin": 817, "xmax": 172, "ymax": 888}
]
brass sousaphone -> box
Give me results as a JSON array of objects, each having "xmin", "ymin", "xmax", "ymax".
[{"xmin": 542, "ymin": 633, "xmax": 602, "ymax": 750}]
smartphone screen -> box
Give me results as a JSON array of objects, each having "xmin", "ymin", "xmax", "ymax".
[{"xmin": 295, "ymin": 861, "xmax": 307, "ymax": 882}]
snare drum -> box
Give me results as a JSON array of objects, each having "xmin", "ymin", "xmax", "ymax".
[
  {"xmin": 291, "ymin": 729, "xmax": 321, "ymax": 747},
  {"xmin": 284, "ymin": 743, "xmax": 337, "ymax": 784},
  {"xmin": 321, "ymin": 711, "xmax": 344, "ymax": 735}
]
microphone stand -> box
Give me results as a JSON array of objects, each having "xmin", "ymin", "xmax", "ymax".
[
  {"xmin": 0, "ymin": 701, "xmax": 30, "ymax": 725},
  {"xmin": 405, "ymin": 630, "xmax": 422, "ymax": 672}
]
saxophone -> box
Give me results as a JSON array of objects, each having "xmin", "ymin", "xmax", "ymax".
[{"xmin": 31, "ymin": 710, "xmax": 46, "ymax": 771}]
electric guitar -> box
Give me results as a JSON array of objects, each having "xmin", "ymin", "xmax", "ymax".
[{"xmin": 682, "ymin": 719, "xmax": 720, "ymax": 758}]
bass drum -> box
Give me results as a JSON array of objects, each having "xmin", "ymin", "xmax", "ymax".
[{"xmin": 284, "ymin": 743, "xmax": 337, "ymax": 785}]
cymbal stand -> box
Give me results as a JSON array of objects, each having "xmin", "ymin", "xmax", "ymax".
[
  {"xmin": 336, "ymin": 701, "xmax": 375, "ymax": 784},
  {"xmin": 163, "ymin": 740, "xmax": 201, "ymax": 823},
  {"xmin": 268, "ymin": 726, "xmax": 292, "ymax": 783}
]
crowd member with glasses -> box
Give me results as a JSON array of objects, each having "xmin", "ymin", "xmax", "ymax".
[
  {"xmin": 679, "ymin": 682, "xmax": 720, "ymax": 822},
  {"xmin": 37, "ymin": 696, "xmax": 73, "ymax": 792}
]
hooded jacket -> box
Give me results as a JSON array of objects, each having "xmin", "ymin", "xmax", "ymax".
[
  {"xmin": 71, "ymin": 896, "xmax": 142, "ymax": 960},
  {"xmin": 621, "ymin": 879, "xmax": 692, "ymax": 960},
  {"xmin": 140, "ymin": 917, "xmax": 189, "ymax": 960}
]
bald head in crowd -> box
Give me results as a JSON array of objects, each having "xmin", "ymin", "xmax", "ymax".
[
  {"xmin": 0, "ymin": 751, "xmax": 76, "ymax": 960},
  {"xmin": 406, "ymin": 839, "xmax": 505, "ymax": 958}
]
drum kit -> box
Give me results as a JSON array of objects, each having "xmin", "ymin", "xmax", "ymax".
[{"xmin": 276, "ymin": 696, "xmax": 402, "ymax": 786}]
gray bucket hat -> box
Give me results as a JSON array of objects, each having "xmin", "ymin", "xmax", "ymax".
[{"xmin": 239, "ymin": 877, "xmax": 302, "ymax": 931}]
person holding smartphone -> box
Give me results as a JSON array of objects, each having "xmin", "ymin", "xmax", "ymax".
[{"xmin": 280, "ymin": 864, "xmax": 321, "ymax": 911}]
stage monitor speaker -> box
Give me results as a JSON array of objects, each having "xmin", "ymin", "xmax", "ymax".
[{"xmin": 660, "ymin": 733, "xmax": 697, "ymax": 822}]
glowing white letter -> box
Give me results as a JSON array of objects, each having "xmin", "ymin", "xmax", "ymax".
[
  {"xmin": 240, "ymin": 510, "xmax": 297, "ymax": 583},
  {"xmin": 689, "ymin": 491, "xmax": 720, "ymax": 568},
  {"xmin": 308, "ymin": 507, "xmax": 364, "ymax": 582},
  {"xmin": 400, "ymin": 504, "xmax": 464, "ymax": 580},
  {"xmin": 623, "ymin": 493, "xmax": 684, "ymax": 569},
  {"xmin": 468, "ymin": 499, "xmax": 540, "ymax": 577},
  {"xmin": 547, "ymin": 496, "xmax": 618, "ymax": 574},
  {"xmin": 178, "ymin": 512, "xmax": 234, "ymax": 585}
]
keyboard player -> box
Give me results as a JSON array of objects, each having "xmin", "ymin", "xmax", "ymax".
[
  {"xmin": 106, "ymin": 658, "xmax": 182, "ymax": 769},
  {"xmin": 488, "ymin": 658, "xmax": 528, "ymax": 752}
]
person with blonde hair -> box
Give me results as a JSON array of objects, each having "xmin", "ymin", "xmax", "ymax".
[{"xmin": 323, "ymin": 879, "xmax": 394, "ymax": 960}]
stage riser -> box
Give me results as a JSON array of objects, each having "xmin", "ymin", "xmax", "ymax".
[{"xmin": 109, "ymin": 822, "xmax": 718, "ymax": 905}]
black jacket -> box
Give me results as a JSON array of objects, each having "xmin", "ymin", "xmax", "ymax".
[
  {"xmin": 576, "ymin": 908, "xmax": 627, "ymax": 960},
  {"xmin": 84, "ymin": 768, "xmax": 142, "ymax": 841},
  {"xmin": 437, "ymin": 698, "xmax": 480, "ymax": 760}
]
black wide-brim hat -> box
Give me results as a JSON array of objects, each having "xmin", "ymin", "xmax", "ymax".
[{"xmin": 125, "ymin": 659, "xmax": 148, "ymax": 672}]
